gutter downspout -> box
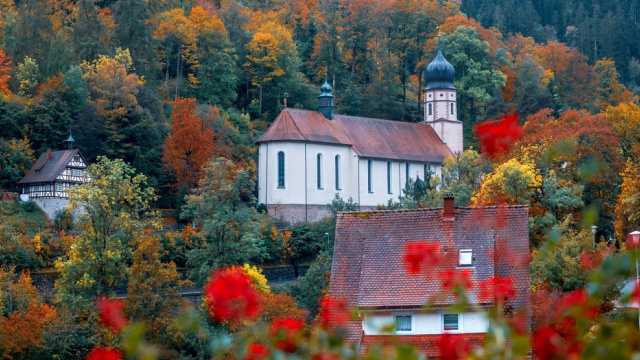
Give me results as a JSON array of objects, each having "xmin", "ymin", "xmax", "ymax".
[
  {"xmin": 357, "ymin": 157, "xmax": 361, "ymax": 210},
  {"xmin": 305, "ymin": 143, "xmax": 308, "ymax": 222},
  {"xmin": 265, "ymin": 144, "xmax": 268, "ymax": 207}
]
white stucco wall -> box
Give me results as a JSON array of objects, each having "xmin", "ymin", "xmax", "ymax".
[
  {"xmin": 258, "ymin": 142, "xmax": 358, "ymax": 206},
  {"xmin": 429, "ymin": 120, "xmax": 463, "ymax": 155},
  {"xmin": 362, "ymin": 311, "xmax": 489, "ymax": 336},
  {"xmin": 258, "ymin": 144, "xmax": 444, "ymax": 211}
]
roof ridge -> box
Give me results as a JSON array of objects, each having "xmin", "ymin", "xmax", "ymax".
[
  {"xmin": 337, "ymin": 204, "xmax": 529, "ymax": 216},
  {"xmin": 283, "ymin": 109, "xmax": 308, "ymax": 141}
]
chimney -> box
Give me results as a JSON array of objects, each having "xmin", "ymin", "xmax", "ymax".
[
  {"xmin": 47, "ymin": 148, "xmax": 52, "ymax": 160},
  {"xmin": 443, "ymin": 192, "xmax": 455, "ymax": 220}
]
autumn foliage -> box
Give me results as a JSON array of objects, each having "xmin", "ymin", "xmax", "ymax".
[{"xmin": 162, "ymin": 98, "xmax": 226, "ymax": 189}]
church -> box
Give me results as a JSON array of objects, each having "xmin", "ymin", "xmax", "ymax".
[{"xmin": 257, "ymin": 46, "xmax": 463, "ymax": 223}]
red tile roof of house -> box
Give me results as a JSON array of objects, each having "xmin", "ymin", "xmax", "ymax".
[
  {"xmin": 329, "ymin": 206, "xmax": 530, "ymax": 347},
  {"xmin": 256, "ymin": 108, "xmax": 454, "ymax": 162},
  {"xmin": 18, "ymin": 149, "xmax": 84, "ymax": 184}
]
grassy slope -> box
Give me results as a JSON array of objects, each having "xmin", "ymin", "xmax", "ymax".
[{"xmin": 0, "ymin": 200, "xmax": 49, "ymax": 237}]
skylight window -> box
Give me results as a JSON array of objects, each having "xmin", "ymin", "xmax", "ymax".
[{"xmin": 459, "ymin": 249, "xmax": 473, "ymax": 266}]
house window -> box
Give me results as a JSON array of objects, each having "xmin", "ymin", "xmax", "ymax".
[
  {"xmin": 387, "ymin": 162, "xmax": 392, "ymax": 194},
  {"xmin": 443, "ymin": 314, "xmax": 459, "ymax": 331},
  {"xmin": 317, "ymin": 153, "xmax": 323, "ymax": 189},
  {"xmin": 459, "ymin": 249, "xmax": 473, "ymax": 266},
  {"xmin": 428, "ymin": 103, "xmax": 432, "ymax": 115},
  {"xmin": 335, "ymin": 155, "xmax": 341, "ymax": 190},
  {"xmin": 72, "ymin": 169, "xmax": 83, "ymax": 177},
  {"xmin": 395, "ymin": 315, "xmax": 412, "ymax": 332},
  {"xmin": 451, "ymin": 103, "xmax": 455, "ymax": 115},
  {"xmin": 405, "ymin": 163, "xmax": 410, "ymax": 187},
  {"xmin": 367, "ymin": 160, "xmax": 373, "ymax": 193},
  {"xmin": 56, "ymin": 182, "xmax": 63, "ymax": 192},
  {"xmin": 277, "ymin": 151, "xmax": 285, "ymax": 188}
]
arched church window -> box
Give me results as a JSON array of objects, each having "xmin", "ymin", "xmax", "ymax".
[
  {"xmin": 317, "ymin": 153, "xmax": 324, "ymax": 189},
  {"xmin": 387, "ymin": 162, "xmax": 392, "ymax": 194},
  {"xmin": 428, "ymin": 103, "xmax": 432, "ymax": 115},
  {"xmin": 405, "ymin": 163, "xmax": 410, "ymax": 187},
  {"xmin": 451, "ymin": 103, "xmax": 454, "ymax": 115},
  {"xmin": 368, "ymin": 160, "xmax": 373, "ymax": 193},
  {"xmin": 277, "ymin": 151, "xmax": 285, "ymax": 187},
  {"xmin": 335, "ymin": 155, "xmax": 341, "ymax": 190}
]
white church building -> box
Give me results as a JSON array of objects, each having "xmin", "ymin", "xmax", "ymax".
[{"xmin": 257, "ymin": 46, "xmax": 463, "ymax": 223}]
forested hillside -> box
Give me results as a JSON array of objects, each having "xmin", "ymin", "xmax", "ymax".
[{"xmin": 0, "ymin": 0, "xmax": 637, "ymax": 201}]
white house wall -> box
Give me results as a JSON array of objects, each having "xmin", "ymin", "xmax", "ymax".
[{"xmin": 362, "ymin": 311, "xmax": 489, "ymax": 336}]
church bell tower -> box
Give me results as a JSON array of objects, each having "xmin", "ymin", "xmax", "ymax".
[{"xmin": 423, "ymin": 37, "xmax": 463, "ymax": 154}]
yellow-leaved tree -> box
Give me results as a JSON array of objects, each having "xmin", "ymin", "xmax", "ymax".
[
  {"xmin": 472, "ymin": 158, "xmax": 542, "ymax": 205},
  {"xmin": 55, "ymin": 157, "xmax": 159, "ymax": 313}
]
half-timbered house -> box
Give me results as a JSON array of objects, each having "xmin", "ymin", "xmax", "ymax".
[{"xmin": 18, "ymin": 136, "xmax": 89, "ymax": 219}]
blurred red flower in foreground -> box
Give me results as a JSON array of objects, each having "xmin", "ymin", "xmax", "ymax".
[
  {"xmin": 85, "ymin": 347, "xmax": 123, "ymax": 360},
  {"xmin": 474, "ymin": 113, "xmax": 521, "ymax": 158},
  {"xmin": 243, "ymin": 343, "xmax": 269, "ymax": 360},
  {"xmin": 96, "ymin": 297, "xmax": 128, "ymax": 332},
  {"xmin": 318, "ymin": 296, "xmax": 350, "ymax": 329},
  {"xmin": 269, "ymin": 318, "xmax": 305, "ymax": 352},
  {"xmin": 403, "ymin": 241, "xmax": 441, "ymax": 275},
  {"xmin": 532, "ymin": 326, "xmax": 582, "ymax": 360},
  {"xmin": 439, "ymin": 269, "xmax": 472, "ymax": 293},
  {"xmin": 204, "ymin": 268, "xmax": 260, "ymax": 324},
  {"xmin": 477, "ymin": 276, "xmax": 515, "ymax": 304},
  {"xmin": 631, "ymin": 283, "xmax": 640, "ymax": 307},
  {"xmin": 437, "ymin": 333, "xmax": 469, "ymax": 360},
  {"xmin": 555, "ymin": 288, "xmax": 597, "ymax": 320}
]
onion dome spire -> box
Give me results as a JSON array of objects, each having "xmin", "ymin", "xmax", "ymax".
[{"xmin": 425, "ymin": 36, "xmax": 456, "ymax": 90}]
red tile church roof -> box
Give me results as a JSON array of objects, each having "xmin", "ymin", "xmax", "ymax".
[
  {"xmin": 328, "ymin": 206, "xmax": 530, "ymax": 348},
  {"xmin": 256, "ymin": 108, "xmax": 454, "ymax": 162}
]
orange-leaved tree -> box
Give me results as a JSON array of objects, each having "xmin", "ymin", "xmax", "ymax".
[
  {"xmin": 162, "ymin": 98, "xmax": 227, "ymax": 190},
  {"xmin": 0, "ymin": 49, "xmax": 11, "ymax": 95},
  {"xmin": 0, "ymin": 268, "xmax": 58, "ymax": 358}
]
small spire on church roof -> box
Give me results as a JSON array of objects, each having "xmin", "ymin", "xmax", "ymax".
[{"xmin": 66, "ymin": 131, "xmax": 75, "ymax": 149}]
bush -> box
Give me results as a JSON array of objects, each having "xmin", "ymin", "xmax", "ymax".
[
  {"xmin": 256, "ymin": 203, "xmax": 267, "ymax": 214},
  {"xmin": 22, "ymin": 200, "xmax": 35, "ymax": 212},
  {"xmin": 53, "ymin": 208, "xmax": 74, "ymax": 232}
]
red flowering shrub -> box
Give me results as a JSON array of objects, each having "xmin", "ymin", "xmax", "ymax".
[
  {"xmin": 403, "ymin": 241, "xmax": 441, "ymax": 275},
  {"xmin": 85, "ymin": 347, "xmax": 123, "ymax": 360},
  {"xmin": 243, "ymin": 343, "xmax": 269, "ymax": 360},
  {"xmin": 318, "ymin": 296, "xmax": 350, "ymax": 330},
  {"xmin": 477, "ymin": 276, "xmax": 515, "ymax": 304},
  {"xmin": 269, "ymin": 318, "xmax": 305, "ymax": 353},
  {"xmin": 439, "ymin": 269, "xmax": 473, "ymax": 293},
  {"xmin": 96, "ymin": 297, "xmax": 128, "ymax": 332},
  {"xmin": 204, "ymin": 268, "xmax": 261, "ymax": 324},
  {"xmin": 437, "ymin": 333, "xmax": 469, "ymax": 360},
  {"xmin": 474, "ymin": 113, "xmax": 521, "ymax": 158}
]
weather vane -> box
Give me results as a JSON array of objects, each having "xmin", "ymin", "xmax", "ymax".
[{"xmin": 283, "ymin": 92, "xmax": 288, "ymax": 108}]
